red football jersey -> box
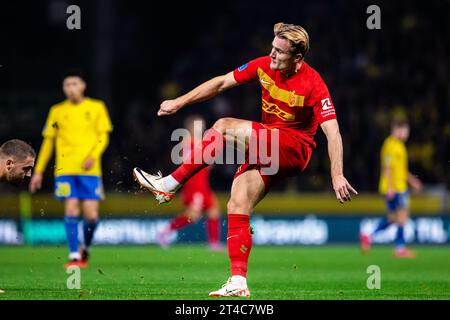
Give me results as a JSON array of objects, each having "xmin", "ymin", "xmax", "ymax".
[{"xmin": 233, "ymin": 56, "xmax": 336, "ymax": 148}]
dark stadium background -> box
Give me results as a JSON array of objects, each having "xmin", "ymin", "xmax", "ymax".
[
  {"xmin": 1, "ymin": 0, "xmax": 450, "ymax": 302},
  {"xmin": 1, "ymin": 0, "xmax": 448, "ymax": 194}
]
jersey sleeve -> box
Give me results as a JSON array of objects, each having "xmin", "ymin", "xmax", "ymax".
[
  {"xmin": 41, "ymin": 106, "xmax": 58, "ymax": 138},
  {"xmin": 233, "ymin": 57, "xmax": 266, "ymax": 84},
  {"xmin": 310, "ymin": 73, "xmax": 337, "ymax": 124},
  {"xmin": 381, "ymin": 143, "xmax": 393, "ymax": 168},
  {"xmin": 96, "ymin": 101, "xmax": 113, "ymax": 133}
]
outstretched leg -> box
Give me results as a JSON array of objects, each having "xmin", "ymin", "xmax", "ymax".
[
  {"xmin": 169, "ymin": 118, "xmax": 253, "ymax": 185},
  {"xmin": 133, "ymin": 118, "xmax": 253, "ymax": 204}
]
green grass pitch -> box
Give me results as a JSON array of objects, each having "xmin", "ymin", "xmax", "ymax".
[{"xmin": 0, "ymin": 245, "xmax": 449, "ymax": 299}]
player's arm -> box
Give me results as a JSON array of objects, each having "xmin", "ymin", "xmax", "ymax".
[
  {"xmin": 83, "ymin": 132, "xmax": 110, "ymax": 170},
  {"xmin": 407, "ymin": 172, "xmax": 423, "ymax": 193},
  {"xmin": 158, "ymin": 71, "xmax": 239, "ymax": 116},
  {"xmin": 83, "ymin": 102, "xmax": 113, "ymax": 170},
  {"xmin": 29, "ymin": 137, "xmax": 54, "ymax": 193},
  {"xmin": 320, "ymin": 119, "xmax": 358, "ymax": 203}
]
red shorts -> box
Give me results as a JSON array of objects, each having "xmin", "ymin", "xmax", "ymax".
[
  {"xmin": 234, "ymin": 121, "xmax": 313, "ymax": 190},
  {"xmin": 181, "ymin": 189, "xmax": 216, "ymax": 211}
]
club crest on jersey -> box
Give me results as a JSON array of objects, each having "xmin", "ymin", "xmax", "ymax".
[
  {"xmin": 288, "ymin": 91, "xmax": 297, "ymax": 107},
  {"xmin": 238, "ymin": 63, "xmax": 249, "ymax": 72}
]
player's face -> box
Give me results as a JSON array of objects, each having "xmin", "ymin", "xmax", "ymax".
[
  {"xmin": 269, "ymin": 37, "xmax": 300, "ymax": 72},
  {"xmin": 393, "ymin": 125, "xmax": 410, "ymax": 142},
  {"xmin": 398, "ymin": 126, "xmax": 410, "ymax": 142},
  {"xmin": 63, "ymin": 76, "xmax": 86, "ymax": 102},
  {"xmin": 4, "ymin": 156, "xmax": 35, "ymax": 184}
]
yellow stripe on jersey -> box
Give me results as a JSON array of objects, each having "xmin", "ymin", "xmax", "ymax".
[
  {"xmin": 257, "ymin": 68, "xmax": 305, "ymax": 107},
  {"xmin": 36, "ymin": 98, "xmax": 113, "ymax": 177},
  {"xmin": 378, "ymin": 136, "xmax": 408, "ymax": 194}
]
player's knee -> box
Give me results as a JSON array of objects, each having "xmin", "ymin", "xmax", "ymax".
[
  {"xmin": 212, "ymin": 118, "xmax": 234, "ymax": 134},
  {"xmin": 65, "ymin": 204, "xmax": 80, "ymax": 216},
  {"xmin": 207, "ymin": 208, "xmax": 220, "ymax": 219},
  {"xmin": 82, "ymin": 201, "xmax": 99, "ymax": 219},
  {"xmin": 227, "ymin": 198, "xmax": 250, "ymax": 214},
  {"xmin": 83, "ymin": 207, "xmax": 99, "ymax": 220},
  {"xmin": 83, "ymin": 210, "xmax": 98, "ymax": 220},
  {"xmin": 187, "ymin": 210, "xmax": 201, "ymax": 222},
  {"xmin": 397, "ymin": 211, "xmax": 409, "ymax": 224}
]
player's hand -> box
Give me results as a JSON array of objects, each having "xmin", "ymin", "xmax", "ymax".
[
  {"xmin": 410, "ymin": 177, "xmax": 423, "ymax": 193},
  {"xmin": 332, "ymin": 174, "xmax": 358, "ymax": 204},
  {"xmin": 83, "ymin": 157, "xmax": 95, "ymax": 170},
  {"xmin": 29, "ymin": 173, "xmax": 43, "ymax": 194},
  {"xmin": 386, "ymin": 188, "xmax": 396, "ymax": 200},
  {"xmin": 158, "ymin": 99, "xmax": 183, "ymax": 116}
]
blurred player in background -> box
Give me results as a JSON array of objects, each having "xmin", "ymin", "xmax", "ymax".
[
  {"xmin": 157, "ymin": 115, "xmax": 223, "ymax": 251},
  {"xmin": 0, "ymin": 139, "xmax": 35, "ymax": 184},
  {"xmin": 29, "ymin": 71, "xmax": 113, "ymax": 268},
  {"xmin": 134, "ymin": 22, "xmax": 357, "ymax": 297},
  {"xmin": 0, "ymin": 139, "xmax": 35, "ymax": 293},
  {"xmin": 360, "ymin": 119, "xmax": 422, "ymax": 258}
]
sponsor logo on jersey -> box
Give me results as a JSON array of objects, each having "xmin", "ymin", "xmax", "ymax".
[
  {"xmin": 320, "ymin": 97, "xmax": 336, "ymax": 117},
  {"xmin": 238, "ymin": 63, "xmax": 249, "ymax": 72},
  {"xmin": 260, "ymin": 79, "xmax": 274, "ymax": 85},
  {"xmin": 262, "ymin": 99, "xmax": 295, "ymax": 121},
  {"xmin": 321, "ymin": 98, "xmax": 333, "ymax": 110}
]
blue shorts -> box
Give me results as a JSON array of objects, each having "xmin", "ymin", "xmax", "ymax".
[
  {"xmin": 54, "ymin": 175, "xmax": 104, "ymax": 201},
  {"xmin": 385, "ymin": 191, "xmax": 409, "ymax": 212}
]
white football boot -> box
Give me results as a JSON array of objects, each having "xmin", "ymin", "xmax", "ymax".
[
  {"xmin": 133, "ymin": 167, "xmax": 175, "ymax": 204},
  {"xmin": 208, "ymin": 277, "xmax": 251, "ymax": 298}
]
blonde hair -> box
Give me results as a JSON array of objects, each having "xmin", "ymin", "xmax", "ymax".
[{"xmin": 273, "ymin": 22, "xmax": 310, "ymax": 59}]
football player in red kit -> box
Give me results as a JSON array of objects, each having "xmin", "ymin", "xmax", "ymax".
[
  {"xmin": 157, "ymin": 115, "xmax": 223, "ymax": 251},
  {"xmin": 134, "ymin": 22, "xmax": 357, "ymax": 297}
]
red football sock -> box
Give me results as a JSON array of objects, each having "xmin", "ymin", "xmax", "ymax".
[
  {"xmin": 168, "ymin": 215, "xmax": 191, "ymax": 231},
  {"xmin": 171, "ymin": 128, "xmax": 224, "ymax": 184},
  {"xmin": 206, "ymin": 217, "xmax": 220, "ymax": 244},
  {"xmin": 227, "ymin": 214, "xmax": 252, "ymax": 277}
]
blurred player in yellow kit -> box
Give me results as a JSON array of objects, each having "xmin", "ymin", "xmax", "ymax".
[
  {"xmin": 360, "ymin": 119, "xmax": 422, "ymax": 258},
  {"xmin": 29, "ymin": 71, "xmax": 113, "ymax": 268}
]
